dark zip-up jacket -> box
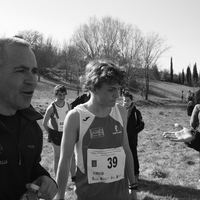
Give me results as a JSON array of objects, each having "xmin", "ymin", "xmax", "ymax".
[
  {"xmin": 185, "ymin": 104, "xmax": 200, "ymax": 152},
  {"xmin": 70, "ymin": 93, "xmax": 90, "ymax": 109},
  {"xmin": 126, "ymin": 103, "xmax": 145, "ymax": 146},
  {"xmin": 185, "ymin": 131, "xmax": 200, "ymax": 152},
  {"xmin": 0, "ymin": 105, "xmax": 52, "ymax": 200}
]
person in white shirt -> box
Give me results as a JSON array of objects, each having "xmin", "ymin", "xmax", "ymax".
[{"xmin": 42, "ymin": 85, "xmax": 76, "ymax": 184}]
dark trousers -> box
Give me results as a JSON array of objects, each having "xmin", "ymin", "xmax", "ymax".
[{"xmin": 130, "ymin": 145, "xmax": 139, "ymax": 175}]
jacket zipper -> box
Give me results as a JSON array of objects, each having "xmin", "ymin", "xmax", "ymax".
[{"xmin": 18, "ymin": 147, "xmax": 22, "ymax": 165}]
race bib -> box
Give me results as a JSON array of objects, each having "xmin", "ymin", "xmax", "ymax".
[
  {"xmin": 87, "ymin": 147, "xmax": 125, "ymax": 184},
  {"xmin": 57, "ymin": 120, "xmax": 64, "ymax": 132}
]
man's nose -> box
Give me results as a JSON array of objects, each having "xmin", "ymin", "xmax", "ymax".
[{"xmin": 25, "ymin": 71, "xmax": 37, "ymax": 85}]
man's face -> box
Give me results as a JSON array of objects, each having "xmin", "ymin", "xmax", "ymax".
[
  {"xmin": 0, "ymin": 44, "xmax": 38, "ymax": 115},
  {"xmin": 56, "ymin": 91, "xmax": 67, "ymax": 101},
  {"xmin": 123, "ymin": 96, "xmax": 132, "ymax": 108},
  {"xmin": 95, "ymin": 83, "xmax": 120, "ymax": 107}
]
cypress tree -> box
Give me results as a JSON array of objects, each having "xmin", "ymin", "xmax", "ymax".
[
  {"xmin": 186, "ymin": 66, "xmax": 192, "ymax": 86},
  {"xmin": 193, "ymin": 63, "xmax": 198, "ymax": 84},
  {"xmin": 170, "ymin": 57, "xmax": 173, "ymax": 82},
  {"xmin": 182, "ymin": 69, "xmax": 185, "ymax": 85}
]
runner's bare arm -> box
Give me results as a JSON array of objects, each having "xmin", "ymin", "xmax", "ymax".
[
  {"xmin": 55, "ymin": 109, "xmax": 79, "ymax": 199},
  {"xmin": 163, "ymin": 127, "xmax": 194, "ymax": 142},
  {"xmin": 42, "ymin": 105, "xmax": 54, "ymax": 133}
]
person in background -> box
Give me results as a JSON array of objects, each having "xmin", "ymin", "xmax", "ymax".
[
  {"xmin": 163, "ymin": 126, "xmax": 200, "ymax": 152},
  {"xmin": 55, "ymin": 60, "xmax": 137, "ymax": 200},
  {"xmin": 0, "ymin": 37, "xmax": 57, "ymax": 200},
  {"xmin": 187, "ymin": 90, "xmax": 195, "ymax": 102},
  {"xmin": 123, "ymin": 92, "xmax": 145, "ymax": 182},
  {"xmin": 70, "ymin": 91, "xmax": 90, "ymax": 109},
  {"xmin": 163, "ymin": 89, "xmax": 200, "ymax": 186},
  {"xmin": 163, "ymin": 125, "xmax": 200, "ymax": 185},
  {"xmin": 71, "ymin": 75, "xmax": 91, "ymax": 109},
  {"xmin": 181, "ymin": 91, "xmax": 184, "ymax": 102},
  {"xmin": 187, "ymin": 90, "xmax": 196, "ymax": 116},
  {"xmin": 42, "ymin": 85, "xmax": 76, "ymax": 186},
  {"xmin": 190, "ymin": 89, "xmax": 200, "ymax": 130}
]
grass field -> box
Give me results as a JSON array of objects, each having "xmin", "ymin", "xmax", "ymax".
[{"xmin": 32, "ymin": 77, "xmax": 200, "ymax": 200}]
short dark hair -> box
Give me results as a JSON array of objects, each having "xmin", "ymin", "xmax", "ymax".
[
  {"xmin": 83, "ymin": 60, "xmax": 126, "ymax": 91},
  {"xmin": 0, "ymin": 37, "xmax": 30, "ymax": 68},
  {"xmin": 54, "ymin": 85, "xmax": 67, "ymax": 95},
  {"xmin": 123, "ymin": 91, "xmax": 133, "ymax": 100}
]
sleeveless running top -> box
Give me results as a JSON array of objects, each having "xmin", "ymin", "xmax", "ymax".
[
  {"xmin": 49, "ymin": 101, "xmax": 70, "ymax": 131},
  {"xmin": 74, "ymin": 104, "xmax": 130, "ymax": 200}
]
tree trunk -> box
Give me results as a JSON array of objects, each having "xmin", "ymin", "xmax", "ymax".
[
  {"xmin": 144, "ymin": 65, "xmax": 149, "ymax": 100},
  {"xmin": 145, "ymin": 78, "xmax": 149, "ymax": 100}
]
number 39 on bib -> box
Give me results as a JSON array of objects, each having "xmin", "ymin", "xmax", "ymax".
[{"xmin": 87, "ymin": 147, "xmax": 126, "ymax": 184}]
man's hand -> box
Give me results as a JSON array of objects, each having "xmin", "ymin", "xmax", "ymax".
[
  {"xmin": 26, "ymin": 176, "xmax": 57, "ymax": 200},
  {"xmin": 163, "ymin": 126, "xmax": 194, "ymax": 143}
]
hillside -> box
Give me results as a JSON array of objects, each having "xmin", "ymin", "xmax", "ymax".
[
  {"xmin": 32, "ymin": 78, "xmax": 195, "ymax": 115},
  {"xmin": 149, "ymin": 81, "xmax": 195, "ymax": 101}
]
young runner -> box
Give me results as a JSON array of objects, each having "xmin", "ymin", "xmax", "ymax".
[
  {"xmin": 55, "ymin": 60, "xmax": 137, "ymax": 200},
  {"xmin": 42, "ymin": 85, "xmax": 76, "ymax": 185}
]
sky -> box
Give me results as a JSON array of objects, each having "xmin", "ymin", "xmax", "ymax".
[{"xmin": 1, "ymin": 0, "xmax": 200, "ymax": 74}]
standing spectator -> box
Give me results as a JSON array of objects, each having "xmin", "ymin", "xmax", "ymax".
[
  {"xmin": 189, "ymin": 89, "xmax": 200, "ymax": 130},
  {"xmin": 187, "ymin": 90, "xmax": 192, "ymax": 102},
  {"xmin": 0, "ymin": 37, "xmax": 57, "ymax": 200},
  {"xmin": 123, "ymin": 92, "xmax": 145, "ymax": 181},
  {"xmin": 187, "ymin": 90, "xmax": 195, "ymax": 102},
  {"xmin": 181, "ymin": 91, "xmax": 184, "ymax": 102},
  {"xmin": 71, "ymin": 92, "xmax": 90, "ymax": 109},
  {"xmin": 71, "ymin": 75, "xmax": 91, "ymax": 109},
  {"xmin": 187, "ymin": 90, "xmax": 200, "ymax": 117},
  {"xmin": 55, "ymin": 60, "xmax": 137, "ymax": 200},
  {"xmin": 42, "ymin": 85, "xmax": 76, "ymax": 185}
]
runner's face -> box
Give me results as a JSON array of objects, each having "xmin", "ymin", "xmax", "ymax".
[
  {"xmin": 56, "ymin": 91, "xmax": 66, "ymax": 101},
  {"xmin": 95, "ymin": 83, "xmax": 120, "ymax": 107}
]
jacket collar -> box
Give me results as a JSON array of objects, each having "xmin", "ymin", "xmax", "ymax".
[
  {"xmin": 127, "ymin": 103, "xmax": 136, "ymax": 118},
  {"xmin": 17, "ymin": 105, "xmax": 43, "ymax": 121}
]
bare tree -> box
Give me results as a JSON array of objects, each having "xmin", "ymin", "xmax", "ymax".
[
  {"xmin": 18, "ymin": 30, "xmax": 44, "ymax": 81},
  {"xmin": 59, "ymin": 42, "xmax": 85, "ymax": 83},
  {"xmin": 18, "ymin": 30, "xmax": 60, "ymax": 81},
  {"xmin": 71, "ymin": 17, "xmax": 169, "ymax": 98},
  {"xmin": 99, "ymin": 17, "xmax": 121, "ymax": 59},
  {"xmin": 17, "ymin": 30, "xmax": 44, "ymax": 46},
  {"xmin": 140, "ymin": 32, "xmax": 169, "ymax": 100},
  {"xmin": 71, "ymin": 17, "xmax": 101, "ymax": 59},
  {"xmin": 71, "ymin": 16, "xmax": 143, "ymax": 84},
  {"xmin": 37, "ymin": 36, "xmax": 60, "ymax": 81},
  {"xmin": 117, "ymin": 25, "xmax": 143, "ymax": 82},
  {"xmin": 72, "ymin": 16, "xmax": 140, "ymax": 62}
]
